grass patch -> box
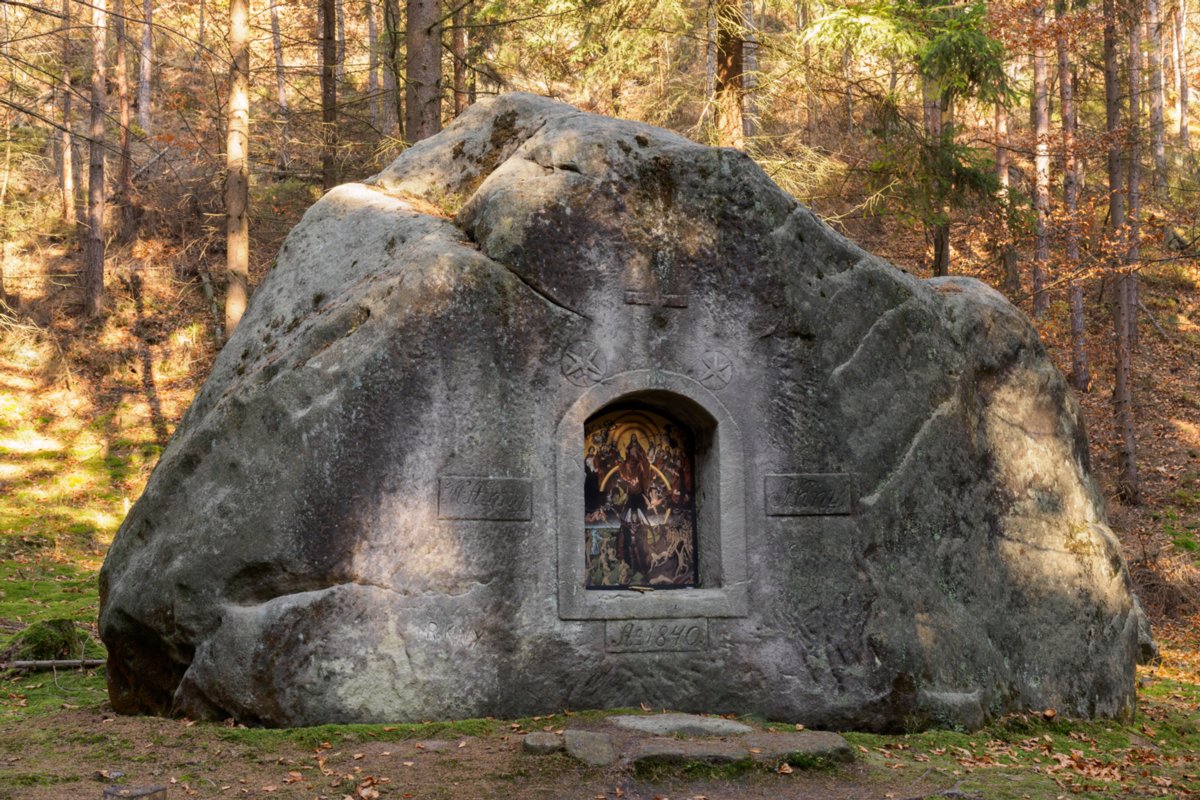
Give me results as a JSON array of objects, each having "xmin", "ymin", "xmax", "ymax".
[
  {"xmin": 0, "ymin": 559, "xmax": 101, "ymax": 627},
  {"xmin": 0, "ymin": 667, "xmax": 108, "ymax": 722},
  {"xmin": 633, "ymin": 756, "xmax": 759, "ymax": 781}
]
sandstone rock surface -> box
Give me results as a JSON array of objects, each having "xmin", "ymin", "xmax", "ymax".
[
  {"xmin": 100, "ymin": 93, "xmax": 1145, "ymax": 731},
  {"xmin": 610, "ymin": 713, "xmax": 753, "ymax": 737},
  {"xmin": 563, "ymin": 730, "xmax": 617, "ymax": 766}
]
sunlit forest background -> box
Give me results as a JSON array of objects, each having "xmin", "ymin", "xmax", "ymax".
[{"xmin": 0, "ymin": 0, "xmax": 1198, "ymax": 662}]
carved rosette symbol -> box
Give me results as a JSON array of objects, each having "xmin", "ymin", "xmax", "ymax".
[
  {"xmin": 561, "ymin": 340, "xmax": 608, "ymax": 386},
  {"xmin": 695, "ymin": 350, "xmax": 733, "ymax": 390}
]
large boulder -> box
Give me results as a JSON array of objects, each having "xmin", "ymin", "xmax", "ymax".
[{"xmin": 99, "ymin": 93, "xmax": 1146, "ymax": 730}]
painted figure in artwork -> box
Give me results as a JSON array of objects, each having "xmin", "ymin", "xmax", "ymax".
[{"xmin": 584, "ymin": 407, "xmax": 697, "ymax": 588}]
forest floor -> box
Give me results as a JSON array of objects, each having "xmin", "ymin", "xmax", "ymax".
[{"xmin": 0, "ymin": 228, "xmax": 1199, "ymax": 799}]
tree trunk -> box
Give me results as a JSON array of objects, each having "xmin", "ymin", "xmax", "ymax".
[
  {"xmin": 382, "ymin": 0, "xmax": 401, "ymax": 137},
  {"xmin": 742, "ymin": 0, "xmax": 758, "ymax": 141},
  {"xmin": 84, "ymin": 0, "xmax": 107, "ymax": 318},
  {"xmin": 367, "ymin": 0, "xmax": 380, "ymax": 129},
  {"xmin": 702, "ymin": 6, "xmax": 716, "ymax": 128},
  {"xmin": 336, "ymin": 0, "xmax": 346, "ymax": 86},
  {"xmin": 802, "ymin": 0, "xmax": 816, "ymax": 138},
  {"xmin": 115, "ymin": 0, "xmax": 132, "ymax": 235},
  {"xmin": 1105, "ymin": 0, "xmax": 1139, "ymax": 504},
  {"xmin": 138, "ymin": 0, "xmax": 152, "ymax": 133},
  {"xmin": 1, "ymin": 1, "xmax": 10, "ymax": 303},
  {"xmin": 1148, "ymin": 0, "xmax": 1167, "ymax": 192},
  {"xmin": 452, "ymin": 1, "xmax": 470, "ymax": 117},
  {"xmin": 1176, "ymin": 0, "xmax": 1190, "ymax": 148},
  {"xmin": 59, "ymin": 0, "xmax": 75, "ymax": 226},
  {"xmin": 225, "ymin": 0, "xmax": 250, "ymax": 338},
  {"xmin": 270, "ymin": 0, "xmax": 288, "ymax": 168},
  {"xmin": 841, "ymin": 46, "xmax": 854, "ymax": 129},
  {"xmin": 320, "ymin": 0, "xmax": 338, "ymax": 188},
  {"xmin": 1128, "ymin": 2, "xmax": 1143, "ymax": 350},
  {"xmin": 405, "ymin": 0, "xmax": 441, "ymax": 142},
  {"xmin": 1031, "ymin": 2, "xmax": 1051, "ymax": 318},
  {"xmin": 714, "ymin": 0, "xmax": 745, "ymax": 149},
  {"xmin": 193, "ymin": 0, "xmax": 206, "ymax": 68},
  {"xmin": 1057, "ymin": 1, "xmax": 1089, "ymax": 390},
  {"xmin": 995, "ymin": 84, "xmax": 1019, "ymax": 296},
  {"xmin": 922, "ymin": 76, "xmax": 950, "ymax": 276}
]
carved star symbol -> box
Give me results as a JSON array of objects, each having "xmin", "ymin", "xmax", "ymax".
[{"xmin": 697, "ymin": 351, "xmax": 733, "ymax": 389}]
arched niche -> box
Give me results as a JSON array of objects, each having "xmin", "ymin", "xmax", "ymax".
[
  {"xmin": 584, "ymin": 403, "xmax": 699, "ymax": 590},
  {"xmin": 556, "ymin": 370, "xmax": 747, "ymax": 621}
]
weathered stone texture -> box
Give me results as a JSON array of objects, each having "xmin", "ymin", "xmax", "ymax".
[{"xmin": 100, "ymin": 93, "xmax": 1145, "ymax": 731}]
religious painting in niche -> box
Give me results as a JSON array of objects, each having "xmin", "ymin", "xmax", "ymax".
[{"xmin": 584, "ymin": 406, "xmax": 697, "ymax": 589}]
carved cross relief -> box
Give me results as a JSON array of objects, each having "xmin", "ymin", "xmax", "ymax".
[{"xmin": 625, "ymin": 250, "xmax": 689, "ymax": 308}]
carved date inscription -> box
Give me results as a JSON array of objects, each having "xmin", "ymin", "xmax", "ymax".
[
  {"xmin": 605, "ymin": 619, "xmax": 709, "ymax": 653},
  {"xmin": 765, "ymin": 473, "xmax": 855, "ymax": 516},
  {"xmin": 438, "ymin": 476, "xmax": 532, "ymax": 521}
]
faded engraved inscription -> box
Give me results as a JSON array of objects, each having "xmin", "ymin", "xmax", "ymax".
[
  {"xmin": 605, "ymin": 619, "xmax": 709, "ymax": 652},
  {"xmin": 438, "ymin": 476, "xmax": 532, "ymax": 521},
  {"xmin": 764, "ymin": 474, "xmax": 854, "ymax": 516}
]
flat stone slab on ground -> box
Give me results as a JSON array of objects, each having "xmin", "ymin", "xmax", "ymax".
[
  {"xmin": 563, "ymin": 729, "xmax": 617, "ymax": 766},
  {"xmin": 103, "ymin": 787, "xmax": 168, "ymax": 799},
  {"xmin": 743, "ymin": 731, "xmax": 854, "ymax": 764},
  {"xmin": 630, "ymin": 737, "xmax": 751, "ymax": 766},
  {"xmin": 523, "ymin": 731, "xmax": 564, "ymax": 754},
  {"xmin": 609, "ymin": 713, "xmax": 753, "ymax": 737}
]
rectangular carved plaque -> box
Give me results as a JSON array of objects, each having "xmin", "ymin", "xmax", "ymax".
[
  {"xmin": 764, "ymin": 473, "xmax": 855, "ymax": 516},
  {"xmin": 605, "ymin": 619, "xmax": 709, "ymax": 653},
  {"xmin": 438, "ymin": 476, "xmax": 532, "ymax": 521}
]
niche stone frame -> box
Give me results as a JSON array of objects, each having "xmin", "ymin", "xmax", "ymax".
[{"xmin": 556, "ymin": 370, "xmax": 747, "ymax": 620}]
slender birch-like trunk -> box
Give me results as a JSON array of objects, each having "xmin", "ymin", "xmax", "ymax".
[
  {"xmin": 1106, "ymin": 0, "xmax": 1138, "ymax": 504},
  {"xmin": 270, "ymin": 0, "xmax": 288, "ymax": 167},
  {"xmin": 995, "ymin": 95, "xmax": 1019, "ymax": 297},
  {"xmin": 193, "ymin": 0, "xmax": 206, "ymax": 68},
  {"xmin": 382, "ymin": 0, "xmax": 401, "ymax": 137},
  {"xmin": 452, "ymin": 1, "xmax": 470, "ymax": 117},
  {"xmin": 138, "ymin": 0, "xmax": 152, "ymax": 133},
  {"xmin": 1, "ymin": 1, "xmax": 10, "ymax": 302},
  {"xmin": 1031, "ymin": 2, "xmax": 1051, "ymax": 318},
  {"xmin": 59, "ymin": 0, "xmax": 75, "ymax": 225},
  {"xmin": 802, "ymin": 0, "xmax": 816, "ymax": 138},
  {"xmin": 1128, "ymin": 3, "xmax": 1143, "ymax": 349},
  {"xmin": 225, "ymin": 0, "xmax": 250, "ymax": 337},
  {"xmin": 923, "ymin": 77, "xmax": 950, "ymax": 277},
  {"xmin": 367, "ymin": 0, "xmax": 380, "ymax": 129},
  {"xmin": 84, "ymin": 0, "xmax": 108, "ymax": 317},
  {"xmin": 115, "ymin": 0, "xmax": 132, "ymax": 234},
  {"xmin": 742, "ymin": 0, "xmax": 758, "ymax": 140},
  {"xmin": 1175, "ymin": 0, "xmax": 1190, "ymax": 148},
  {"xmin": 1057, "ymin": 1, "xmax": 1089, "ymax": 390},
  {"xmin": 336, "ymin": 0, "xmax": 345, "ymax": 85},
  {"xmin": 321, "ymin": 0, "xmax": 338, "ymax": 187},
  {"xmin": 1147, "ymin": 0, "xmax": 1167, "ymax": 192},
  {"xmin": 703, "ymin": 5, "xmax": 715, "ymax": 127}
]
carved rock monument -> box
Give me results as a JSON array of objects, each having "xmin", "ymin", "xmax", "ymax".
[{"xmin": 100, "ymin": 94, "xmax": 1147, "ymax": 730}]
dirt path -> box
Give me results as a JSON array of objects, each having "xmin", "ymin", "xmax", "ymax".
[{"xmin": 1, "ymin": 708, "xmax": 953, "ymax": 800}]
